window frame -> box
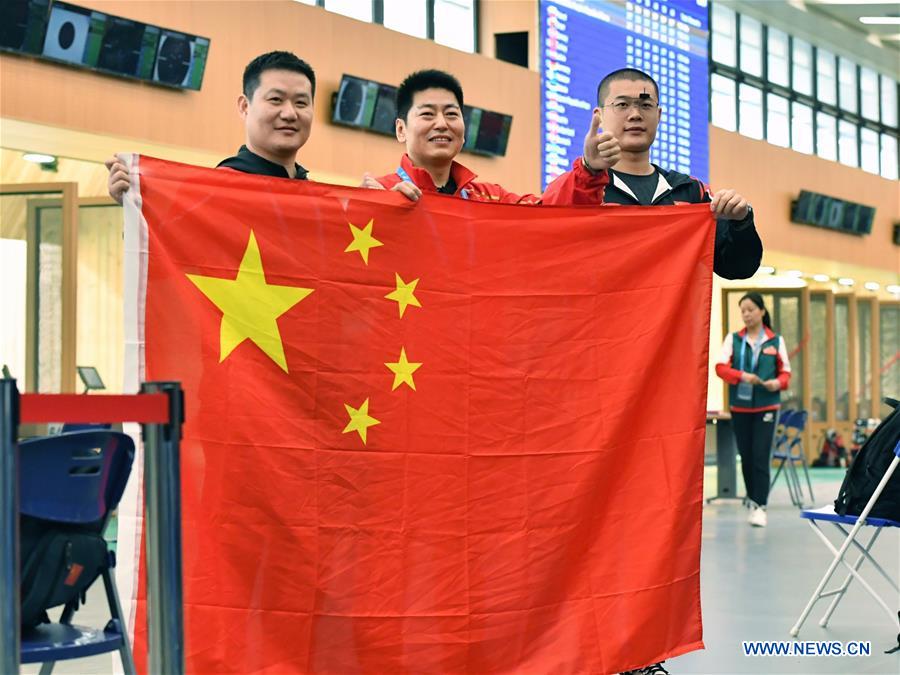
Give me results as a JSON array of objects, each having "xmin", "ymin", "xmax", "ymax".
[
  {"xmin": 707, "ymin": 4, "xmax": 899, "ymax": 177},
  {"xmin": 309, "ymin": 0, "xmax": 479, "ymax": 53}
]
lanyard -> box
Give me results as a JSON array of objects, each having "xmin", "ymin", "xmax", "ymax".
[
  {"xmin": 396, "ymin": 166, "xmax": 469, "ymax": 199},
  {"xmin": 740, "ymin": 329, "xmax": 766, "ymax": 372}
]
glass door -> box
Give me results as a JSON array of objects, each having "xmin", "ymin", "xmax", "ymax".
[{"xmin": 0, "ymin": 183, "xmax": 78, "ymax": 393}]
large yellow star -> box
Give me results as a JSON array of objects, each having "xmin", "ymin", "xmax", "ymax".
[
  {"xmin": 186, "ymin": 230, "xmax": 313, "ymax": 373},
  {"xmin": 384, "ymin": 273, "xmax": 421, "ymax": 318},
  {"xmin": 344, "ymin": 219, "xmax": 383, "ymax": 265},
  {"xmin": 342, "ymin": 398, "xmax": 380, "ymax": 444},
  {"xmin": 385, "ymin": 347, "xmax": 422, "ymax": 391}
]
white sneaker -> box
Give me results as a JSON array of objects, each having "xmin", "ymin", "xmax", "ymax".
[{"xmin": 748, "ymin": 505, "xmax": 767, "ymax": 527}]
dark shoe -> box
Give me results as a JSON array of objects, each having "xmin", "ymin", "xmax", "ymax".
[{"xmin": 620, "ymin": 663, "xmax": 670, "ymax": 675}]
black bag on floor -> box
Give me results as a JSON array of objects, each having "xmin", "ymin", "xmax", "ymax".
[
  {"xmin": 19, "ymin": 515, "xmax": 109, "ymax": 629},
  {"xmin": 834, "ymin": 398, "xmax": 900, "ymax": 521}
]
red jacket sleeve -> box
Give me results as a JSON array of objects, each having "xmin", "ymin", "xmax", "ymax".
[
  {"xmin": 464, "ymin": 182, "xmax": 541, "ymax": 204},
  {"xmin": 541, "ymin": 157, "xmax": 610, "ymax": 205},
  {"xmin": 715, "ymin": 335, "xmax": 743, "ymax": 385},
  {"xmin": 775, "ymin": 336, "xmax": 792, "ymax": 390},
  {"xmin": 715, "ymin": 363, "xmax": 743, "ymax": 386},
  {"xmin": 374, "ymin": 173, "xmax": 401, "ymax": 189}
]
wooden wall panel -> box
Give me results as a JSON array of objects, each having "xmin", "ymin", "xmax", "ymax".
[
  {"xmin": 76, "ymin": 202, "xmax": 124, "ymax": 393},
  {"xmin": 709, "ymin": 127, "xmax": 900, "ymax": 275}
]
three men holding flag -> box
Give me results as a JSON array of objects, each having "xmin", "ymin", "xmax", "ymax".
[{"xmin": 106, "ymin": 50, "xmax": 763, "ymax": 674}]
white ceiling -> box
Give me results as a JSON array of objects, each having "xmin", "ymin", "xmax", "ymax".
[{"xmin": 803, "ymin": 1, "xmax": 900, "ymax": 53}]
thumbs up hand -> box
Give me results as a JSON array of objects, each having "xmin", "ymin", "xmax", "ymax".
[{"xmin": 582, "ymin": 110, "xmax": 620, "ymax": 172}]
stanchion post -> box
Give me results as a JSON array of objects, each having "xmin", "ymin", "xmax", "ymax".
[
  {"xmin": 141, "ymin": 381, "xmax": 185, "ymax": 675},
  {"xmin": 0, "ymin": 379, "xmax": 21, "ymax": 673}
]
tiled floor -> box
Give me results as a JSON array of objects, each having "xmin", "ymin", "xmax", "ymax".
[
  {"xmin": 676, "ymin": 466, "xmax": 899, "ymax": 674},
  {"xmin": 20, "ymin": 467, "xmax": 899, "ymax": 674}
]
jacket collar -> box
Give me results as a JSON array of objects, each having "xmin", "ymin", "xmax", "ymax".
[
  {"xmin": 609, "ymin": 166, "xmax": 675, "ymax": 204},
  {"xmin": 737, "ymin": 325, "xmax": 776, "ymax": 341},
  {"xmin": 217, "ymin": 145, "xmax": 309, "ymax": 180},
  {"xmin": 399, "ymin": 154, "xmax": 477, "ymax": 195}
]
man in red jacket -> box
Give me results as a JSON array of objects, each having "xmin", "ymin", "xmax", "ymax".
[
  {"xmin": 544, "ymin": 67, "xmax": 762, "ymax": 280},
  {"xmin": 362, "ymin": 69, "xmax": 617, "ymax": 203}
]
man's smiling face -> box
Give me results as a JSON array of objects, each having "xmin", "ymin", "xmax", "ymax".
[
  {"xmin": 240, "ymin": 68, "xmax": 314, "ymax": 161},
  {"xmin": 396, "ymin": 87, "xmax": 465, "ymax": 168}
]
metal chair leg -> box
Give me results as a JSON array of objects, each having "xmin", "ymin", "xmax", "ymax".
[
  {"xmin": 818, "ymin": 528, "xmax": 881, "ymax": 627},
  {"xmin": 785, "ymin": 461, "xmax": 802, "ymax": 507},
  {"xmin": 103, "ymin": 567, "xmax": 137, "ymax": 675},
  {"xmin": 799, "ymin": 455, "xmax": 815, "ymax": 503},
  {"xmin": 770, "ymin": 458, "xmax": 786, "ymax": 493}
]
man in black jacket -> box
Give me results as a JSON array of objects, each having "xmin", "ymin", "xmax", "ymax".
[
  {"xmin": 106, "ymin": 51, "xmax": 314, "ymax": 201},
  {"xmin": 544, "ymin": 67, "xmax": 762, "ymax": 280}
]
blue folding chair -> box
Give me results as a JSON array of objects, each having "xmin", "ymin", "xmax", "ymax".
[
  {"xmin": 790, "ymin": 439, "xmax": 900, "ymax": 639},
  {"xmin": 18, "ymin": 430, "xmax": 136, "ymax": 674},
  {"xmin": 770, "ymin": 409, "xmax": 814, "ymax": 507}
]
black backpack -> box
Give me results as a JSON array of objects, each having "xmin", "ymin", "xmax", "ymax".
[
  {"xmin": 19, "ymin": 514, "xmax": 109, "ymax": 629},
  {"xmin": 834, "ymin": 398, "xmax": 900, "ymax": 521}
]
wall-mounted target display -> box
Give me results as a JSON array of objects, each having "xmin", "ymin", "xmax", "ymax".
[
  {"xmin": 97, "ymin": 15, "xmax": 151, "ymax": 77},
  {"xmin": 370, "ymin": 84, "xmax": 398, "ymax": 136},
  {"xmin": 462, "ymin": 106, "xmax": 512, "ymax": 157},
  {"xmin": 152, "ymin": 30, "xmax": 209, "ymax": 90},
  {"xmin": 474, "ymin": 110, "xmax": 511, "ymax": 157},
  {"xmin": 0, "ymin": 0, "xmax": 50, "ymax": 54},
  {"xmin": 333, "ymin": 75, "xmax": 379, "ymax": 128},
  {"xmin": 42, "ymin": 1, "xmax": 93, "ymax": 64}
]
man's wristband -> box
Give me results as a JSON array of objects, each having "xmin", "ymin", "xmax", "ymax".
[{"xmin": 581, "ymin": 155, "xmax": 599, "ymax": 175}]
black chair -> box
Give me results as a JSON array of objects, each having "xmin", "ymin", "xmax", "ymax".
[{"xmin": 18, "ymin": 430, "xmax": 136, "ymax": 674}]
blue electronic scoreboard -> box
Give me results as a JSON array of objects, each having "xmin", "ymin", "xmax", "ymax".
[{"xmin": 540, "ymin": 0, "xmax": 710, "ymax": 188}]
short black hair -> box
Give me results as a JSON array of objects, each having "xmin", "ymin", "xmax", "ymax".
[
  {"xmin": 396, "ymin": 69, "xmax": 464, "ymax": 121},
  {"xmin": 242, "ymin": 51, "xmax": 316, "ymax": 100},
  {"xmin": 596, "ymin": 68, "xmax": 659, "ymax": 105}
]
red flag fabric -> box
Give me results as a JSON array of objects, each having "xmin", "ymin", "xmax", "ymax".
[{"xmin": 123, "ymin": 155, "xmax": 715, "ymax": 673}]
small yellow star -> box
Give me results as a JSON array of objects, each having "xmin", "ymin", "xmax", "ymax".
[
  {"xmin": 344, "ymin": 219, "xmax": 383, "ymax": 265},
  {"xmin": 385, "ymin": 347, "xmax": 422, "ymax": 391},
  {"xmin": 384, "ymin": 273, "xmax": 421, "ymax": 318},
  {"xmin": 342, "ymin": 398, "xmax": 380, "ymax": 445},
  {"xmin": 186, "ymin": 231, "xmax": 313, "ymax": 372}
]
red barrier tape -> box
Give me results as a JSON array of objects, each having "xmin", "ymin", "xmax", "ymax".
[{"xmin": 20, "ymin": 394, "xmax": 170, "ymax": 424}]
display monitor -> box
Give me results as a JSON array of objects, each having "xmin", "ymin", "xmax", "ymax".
[
  {"xmin": 76, "ymin": 366, "xmax": 105, "ymax": 392},
  {"xmin": 540, "ymin": 0, "xmax": 710, "ymax": 188},
  {"xmin": 475, "ymin": 110, "xmax": 511, "ymax": 156},
  {"xmin": 463, "ymin": 106, "xmax": 512, "ymax": 157},
  {"xmin": 333, "ymin": 75, "xmax": 380, "ymax": 129},
  {"xmin": 41, "ymin": 0, "xmax": 106, "ymax": 67},
  {"xmin": 97, "ymin": 15, "xmax": 159, "ymax": 79},
  {"xmin": 152, "ymin": 29, "xmax": 209, "ymax": 90},
  {"xmin": 790, "ymin": 191, "xmax": 875, "ymax": 236},
  {"xmin": 0, "ymin": 0, "xmax": 50, "ymax": 54},
  {"xmin": 371, "ymin": 84, "xmax": 398, "ymax": 135}
]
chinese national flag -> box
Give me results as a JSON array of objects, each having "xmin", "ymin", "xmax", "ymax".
[{"xmin": 122, "ymin": 155, "xmax": 714, "ymax": 673}]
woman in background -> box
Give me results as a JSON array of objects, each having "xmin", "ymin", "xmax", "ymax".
[{"xmin": 716, "ymin": 292, "xmax": 792, "ymax": 527}]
